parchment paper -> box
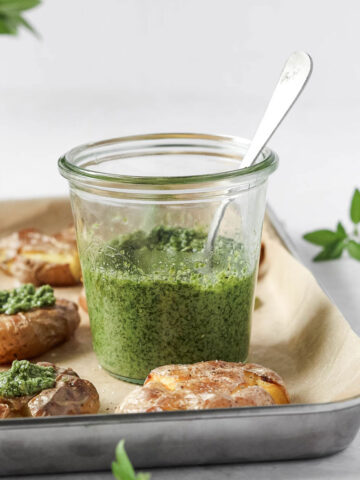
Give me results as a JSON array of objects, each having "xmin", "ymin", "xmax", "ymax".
[{"xmin": 0, "ymin": 197, "xmax": 359, "ymax": 412}]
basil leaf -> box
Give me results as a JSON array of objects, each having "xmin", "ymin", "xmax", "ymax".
[
  {"xmin": 347, "ymin": 240, "xmax": 360, "ymax": 261},
  {"xmin": 303, "ymin": 188, "xmax": 360, "ymax": 263},
  {"xmin": 16, "ymin": 13, "xmax": 39, "ymax": 36},
  {"xmin": 350, "ymin": 188, "xmax": 360, "ymax": 225},
  {"xmin": 0, "ymin": 14, "xmax": 17, "ymax": 33},
  {"xmin": 113, "ymin": 440, "xmax": 136, "ymax": 480},
  {"xmin": 112, "ymin": 440, "xmax": 151, "ymax": 480},
  {"xmin": 112, "ymin": 462, "xmax": 125, "ymax": 480},
  {"xmin": 0, "ymin": 0, "xmax": 40, "ymax": 36},
  {"xmin": 336, "ymin": 222, "xmax": 346, "ymax": 236},
  {"xmin": 0, "ymin": 0, "xmax": 40, "ymax": 13},
  {"xmin": 313, "ymin": 239, "xmax": 345, "ymax": 262},
  {"xmin": 303, "ymin": 229, "xmax": 343, "ymax": 246}
]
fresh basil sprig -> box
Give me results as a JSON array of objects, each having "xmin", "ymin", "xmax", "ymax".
[
  {"xmin": 303, "ymin": 188, "xmax": 360, "ymax": 262},
  {"xmin": 0, "ymin": 0, "xmax": 41, "ymax": 36},
  {"xmin": 112, "ymin": 440, "xmax": 151, "ymax": 480}
]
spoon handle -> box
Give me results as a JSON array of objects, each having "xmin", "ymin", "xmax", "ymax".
[{"xmin": 241, "ymin": 51, "xmax": 313, "ymax": 168}]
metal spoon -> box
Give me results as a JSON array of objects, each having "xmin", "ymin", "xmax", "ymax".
[{"xmin": 205, "ymin": 51, "xmax": 313, "ymax": 254}]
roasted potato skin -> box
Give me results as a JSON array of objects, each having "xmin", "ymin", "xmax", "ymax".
[
  {"xmin": 0, "ymin": 396, "xmax": 30, "ymax": 419},
  {"xmin": 27, "ymin": 364, "xmax": 100, "ymax": 417},
  {"xmin": 118, "ymin": 360, "xmax": 290, "ymax": 413},
  {"xmin": 0, "ymin": 299, "xmax": 80, "ymax": 364},
  {"xmin": 0, "ymin": 364, "xmax": 99, "ymax": 418},
  {"xmin": 0, "ymin": 227, "xmax": 81, "ymax": 287}
]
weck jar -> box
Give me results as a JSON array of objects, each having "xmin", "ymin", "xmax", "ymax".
[{"xmin": 58, "ymin": 133, "xmax": 278, "ymax": 383}]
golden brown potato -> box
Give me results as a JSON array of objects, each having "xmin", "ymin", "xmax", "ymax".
[
  {"xmin": 78, "ymin": 287, "xmax": 88, "ymax": 313},
  {"xmin": 0, "ymin": 299, "xmax": 80, "ymax": 364},
  {"xmin": 0, "ymin": 227, "xmax": 81, "ymax": 287},
  {"xmin": 118, "ymin": 360, "xmax": 290, "ymax": 413},
  {"xmin": 0, "ymin": 363, "xmax": 99, "ymax": 418}
]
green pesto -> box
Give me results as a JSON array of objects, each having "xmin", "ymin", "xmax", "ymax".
[
  {"xmin": 82, "ymin": 226, "xmax": 256, "ymax": 382},
  {"xmin": 0, "ymin": 360, "xmax": 56, "ymax": 398},
  {"xmin": 0, "ymin": 284, "xmax": 55, "ymax": 315}
]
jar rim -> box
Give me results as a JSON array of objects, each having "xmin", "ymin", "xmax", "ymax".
[{"xmin": 58, "ymin": 132, "xmax": 278, "ymax": 186}]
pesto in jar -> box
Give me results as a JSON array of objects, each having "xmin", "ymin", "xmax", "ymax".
[
  {"xmin": 0, "ymin": 360, "xmax": 56, "ymax": 398},
  {"xmin": 82, "ymin": 226, "xmax": 256, "ymax": 383},
  {"xmin": 0, "ymin": 284, "xmax": 55, "ymax": 315}
]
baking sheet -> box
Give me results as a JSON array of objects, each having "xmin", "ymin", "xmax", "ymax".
[
  {"xmin": 0, "ymin": 197, "xmax": 360, "ymax": 414},
  {"xmin": 1, "ymin": 197, "xmax": 360, "ymax": 476}
]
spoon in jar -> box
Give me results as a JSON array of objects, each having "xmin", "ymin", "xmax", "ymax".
[{"xmin": 205, "ymin": 51, "xmax": 313, "ymax": 254}]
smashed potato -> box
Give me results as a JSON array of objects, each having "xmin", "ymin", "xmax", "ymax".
[
  {"xmin": 118, "ymin": 360, "xmax": 290, "ymax": 413},
  {"xmin": 0, "ymin": 227, "xmax": 81, "ymax": 286},
  {"xmin": 0, "ymin": 299, "xmax": 80, "ymax": 364},
  {"xmin": 0, "ymin": 363, "xmax": 99, "ymax": 418}
]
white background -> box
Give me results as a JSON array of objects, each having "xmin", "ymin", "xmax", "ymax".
[{"xmin": 1, "ymin": 1, "xmax": 360, "ymax": 477}]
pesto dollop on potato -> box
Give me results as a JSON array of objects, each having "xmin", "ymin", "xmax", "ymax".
[
  {"xmin": 0, "ymin": 360, "xmax": 56, "ymax": 398},
  {"xmin": 0, "ymin": 284, "xmax": 55, "ymax": 315}
]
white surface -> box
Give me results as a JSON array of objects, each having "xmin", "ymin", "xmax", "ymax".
[
  {"xmin": 0, "ymin": 0, "xmax": 359, "ymax": 477},
  {"xmin": 3, "ymin": 442, "xmax": 360, "ymax": 480}
]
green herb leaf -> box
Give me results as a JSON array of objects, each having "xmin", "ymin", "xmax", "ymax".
[
  {"xmin": 112, "ymin": 463, "xmax": 128, "ymax": 480},
  {"xmin": 313, "ymin": 239, "xmax": 345, "ymax": 262},
  {"xmin": 113, "ymin": 440, "xmax": 136, "ymax": 480},
  {"xmin": 303, "ymin": 229, "xmax": 345, "ymax": 246},
  {"xmin": 336, "ymin": 222, "xmax": 346, "ymax": 236},
  {"xmin": 303, "ymin": 188, "xmax": 360, "ymax": 263},
  {"xmin": 350, "ymin": 188, "xmax": 360, "ymax": 225},
  {"xmin": 112, "ymin": 440, "xmax": 151, "ymax": 480},
  {"xmin": 0, "ymin": 0, "xmax": 40, "ymax": 13},
  {"xmin": 347, "ymin": 240, "xmax": 360, "ymax": 261},
  {"xmin": 0, "ymin": 12, "xmax": 19, "ymax": 33},
  {"xmin": 15, "ymin": 12, "xmax": 39, "ymax": 36},
  {"xmin": 0, "ymin": 0, "xmax": 40, "ymax": 36}
]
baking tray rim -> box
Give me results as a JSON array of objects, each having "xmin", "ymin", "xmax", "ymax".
[
  {"xmin": 0, "ymin": 394, "xmax": 359, "ymax": 430},
  {"xmin": 0, "ymin": 196, "xmax": 359, "ymax": 429}
]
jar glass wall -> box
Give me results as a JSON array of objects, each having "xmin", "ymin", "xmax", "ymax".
[{"xmin": 59, "ymin": 133, "xmax": 278, "ymax": 383}]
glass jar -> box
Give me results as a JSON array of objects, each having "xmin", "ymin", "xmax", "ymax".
[{"xmin": 58, "ymin": 133, "xmax": 278, "ymax": 383}]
